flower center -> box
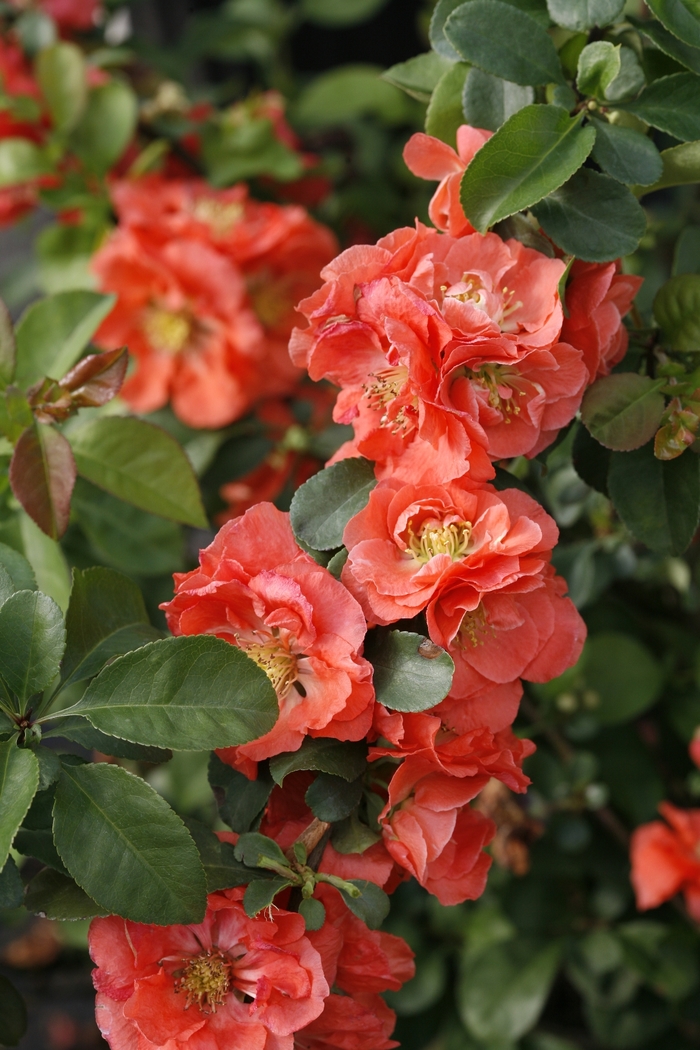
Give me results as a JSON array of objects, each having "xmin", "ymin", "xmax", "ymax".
[
  {"xmin": 363, "ymin": 365, "xmax": 417, "ymax": 434},
  {"xmin": 192, "ymin": 197, "xmax": 244, "ymax": 236},
  {"xmin": 143, "ymin": 308, "xmax": 193, "ymax": 354},
  {"xmin": 239, "ymin": 636, "xmax": 298, "ymax": 698},
  {"xmin": 444, "ymin": 273, "xmax": 488, "ymax": 310},
  {"xmin": 443, "ymin": 275, "xmax": 522, "ymax": 330},
  {"xmin": 406, "ymin": 518, "xmax": 472, "ymax": 563},
  {"xmin": 175, "ymin": 950, "xmax": 231, "ymax": 1014},
  {"xmin": 458, "ymin": 604, "xmax": 494, "ymax": 647},
  {"xmin": 462, "ymin": 363, "xmax": 526, "ymax": 419}
]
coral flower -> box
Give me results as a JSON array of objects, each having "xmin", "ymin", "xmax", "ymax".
[
  {"xmin": 30, "ymin": 0, "xmax": 99, "ymax": 29},
  {"xmin": 630, "ymin": 803, "xmax": 700, "ymax": 921},
  {"xmin": 560, "ymin": 259, "xmax": 643, "ymax": 380},
  {"xmin": 295, "ymin": 993, "xmax": 400, "ymax": 1050},
  {"xmin": 90, "ymin": 891, "xmax": 329, "ymax": 1050},
  {"xmin": 403, "ymin": 125, "xmax": 492, "ymax": 236},
  {"xmin": 92, "ymin": 228, "xmax": 264, "ymax": 427},
  {"xmin": 341, "ymin": 477, "xmax": 556, "ymax": 628},
  {"xmin": 162, "ymin": 503, "xmax": 375, "ymax": 761}
]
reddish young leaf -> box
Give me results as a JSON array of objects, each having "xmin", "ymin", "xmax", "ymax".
[
  {"xmin": 59, "ymin": 347, "xmax": 128, "ymax": 407},
  {"xmin": 9, "ymin": 423, "xmax": 77, "ymax": 539}
]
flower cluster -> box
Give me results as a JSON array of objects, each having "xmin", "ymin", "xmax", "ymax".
[{"xmin": 92, "ymin": 176, "xmax": 337, "ymax": 428}]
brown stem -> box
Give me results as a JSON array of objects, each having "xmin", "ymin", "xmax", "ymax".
[{"xmin": 286, "ymin": 818, "xmax": 331, "ymax": 866}]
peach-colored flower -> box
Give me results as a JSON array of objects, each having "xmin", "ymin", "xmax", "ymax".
[
  {"xmin": 162, "ymin": 503, "xmax": 375, "ymax": 761},
  {"xmin": 403, "ymin": 125, "xmax": 492, "ymax": 236},
  {"xmin": 560, "ymin": 260, "xmax": 643, "ymax": 380},
  {"xmin": 630, "ymin": 803, "xmax": 700, "ymax": 921}
]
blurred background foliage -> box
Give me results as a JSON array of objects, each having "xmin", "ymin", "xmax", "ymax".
[{"xmin": 3, "ymin": 0, "xmax": 700, "ymax": 1048}]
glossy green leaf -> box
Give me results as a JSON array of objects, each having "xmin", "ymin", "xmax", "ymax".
[
  {"xmin": 646, "ymin": 0, "xmax": 700, "ymax": 50},
  {"xmin": 14, "ymin": 290, "xmax": 116, "ymax": 388},
  {"xmin": 640, "ymin": 140, "xmax": 700, "ymax": 193},
  {"xmin": 459, "ymin": 939, "xmax": 562, "ymax": 1041},
  {"xmin": 70, "ymin": 80, "xmax": 138, "ymax": 175},
  {"xmin": 429, "ymin": 0, "xmax": 466, "ymax": 61},
  {"xmin": 425, "ymin": 62, "xmax": 469, "ymax": 147},
  {"xmin": 35, "ymin": 42, "xmax": 86, "ymax": 131},
  {"xmin": 35, "ymin": 746, "xmax": 61, "ymax": 792},
  {"xmin": 24, "ymin": 866, "xmax": 108, "ymax": 920},
  {"xmin": 634, "ymin": 14, "xmax": 700, "ymax": 75},
  {"xmin": 0, "ymin": 856, "xmax": 23, "ymax": 909},
  {"xmin": 68, "ymin": 416, "xmax": 207, "ymax": 528},
  {"xmin": 0, "ymin": 590, "xmax": 65, "ymax": 703},
  {"xmin": 590, "ymin": 120, "xmax": 663, "ymax": 185},
  {"xmin": 305, "ymin": 773, "xmax": 364, "ymax": 822},
  {"xmin": 338, "ymin": 879, "xmax": 390, "ymax": 928},
  {"xmin": 183, "ymin": 817, "xmax": 259, "ymax": 892},
  {"xmin": 269, "ymin": 738, "xmax": 367, "ymax": 786},
  {"xmin": 383, "ymin": 52, "xmax": 453, "ymax": 102},
  {"xmin": 72, "ymin": 636, "xmax": 278, "ymax": 751},
  {"xmin": 0, "ymin": 543, "xmax": 36, "ymax": 594},
  {"xmin": 0, "ymin": 299, "xmax": 15, "ymax": 389},
  {"xmin": 545, "ymin": 0, "xmax": 624, "ymax": 29},
  {"xmin": 208, "ymin": 753, "xmax": 273, "ymax": 833},
  {"xmin": 604, "ymin": 46, "xmax": 646, "ymax": 102},
  {"xmin": 445, "ymin": 0, "xmax": 565, "ymax": 85},
  {"xmin": 331, "ymin": 812, "xmax": 381, "ymax": 855},
  {"xmin": 581, "ymin": 374, "xmax": 666, "ymax": 451},
  {"xmin": 299, "ymin": 897, "xmax": 326, "ymax": 931},
  {"xmin": 584, "ymin": 632, "xmax": 664, "ymax": 724},
  {"xmin": 0, "ymin": 138, "xmax": 49, "ymax": 187},
  {"xmin": 0, "ymin": 740, "xmax": 39, "ymax": 872},
  {"xmin": 622, "ymin": 73, "xmax": 700, "ymax": 141},
  {"xmin": 56, "ymin": 717, "xmax": 172, "ymax": 763},
  {"xmin": 53, "ymin": 762, "xmax": 207, "ymax": 924},
  {"xmin": 0, "ymin": 974, "xmax": 27, "ymax": 1047},
  {"xmin": 532, "ymin": 169, "xmax": 646, "ymax": 261},
  {"xmin": 364, "ymin": 629, "xmax": 455, "ymax": 712},
  {"xmin": 234, "ymin": 831, "xmax": 291, "ymax": 870},
  {"xmin": 14, "ymin": 822, "xmax": 67, "ymax": 873},
  {"xmin": 460, "ymin": 105, "xmax": 595, "ymax": 233},
  {"xmin": 290, "ymin": 458, "xmax": 376, "ymax": 551},
  {"xmin": 18, "ymin": 512, "xmax": 70, "ymax": 613},
  {"xmin": 462, "ymin": 67, "xmax": 534, "ymax": 132},
  {"xmin": 577, "ymin": 42, "xmax": 621, "ymax": 98},
  {"xmin": 61, "ymin": 566, "xmax": 159, "ymax": 687},
  {"xmin": 654, "ymin": 273, "xmax": 700, "ymax": 349},
  {"xmin": 294, "ymin": 65, "xmax": 411, "ymax": 127},
  {"xmin": 301, "ymin": 0, "xmax": 390, "ymax": 26},
  {"xmin": 243, "ymin": 877, "xmax": 293, "ymax": 917},
  {"xmin": 607, "ymin": 442, "xmax": 700, "ymax": 554}
]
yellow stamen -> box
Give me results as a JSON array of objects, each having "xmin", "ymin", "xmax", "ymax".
[
  {"xmin": 459, "ymin": 604, "xmax": 494, "ymax": 647},
  {"xmin": 175, "ymin": 951, "xmax": 231, "ymax": 1014},
  {"xmin": 192, "ymin": 197, "xmax": 244, "ymax": 236},
  {"xmin": 406, "ymin": 518, "xmax": 472, "ymax": 564},
  {"xmin": 143, "ymin": 308, "xmax": 192, "ymax": 354},
  {"xmin": 363, "ymin": 365, "xmax": 417, "ymax": 433},
  {"xmin": 240, "ymin": 636, "xmax": 298, "ymax": 698}
]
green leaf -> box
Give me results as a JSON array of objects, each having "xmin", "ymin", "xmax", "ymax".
[
  {"xmin": 545, "ymin": 0, "xmax": 624, "ymax": 30},
  {"xmin": 183, "ymin": 817, "xmax": 258, "ymax": 892},
  {"xmin": 68, "ymin": 416, "xmax": 207, "ymax": 528},
  {"xmin": 71, "ymin": 478, "xmax": 184, "ymax": 578},
  {"xmin": 14, "ymin": 290, "xmax": 116, "ymax": 389},
  {"xmin": 0, "ymin": 566, "xmax": 13, "ymax": 609},
  {"xmin": 290, "ymin": 458, "xmax": 376, "ymax": 551},
  {"xmin": 383, "ymin": 52, "xmax": 453, "ymax": 103},
  {"xmin": 532, "ymin": 169, "xmax": 646, "ymax": 261},
  {"xmin": 0, "ymin": 974, "xmax": 27, "ymax": 1047},
  {"xmin": 460, "ymin": 105, "xmax": 595, "ymax": 233},
  {"xmin": 299, "ymin": 896, "xmax": 326, "ymax": 931},
  {"xmin": 425, "ymin": 62, "xmax": 469, "ymax": 148},
  {"xmin": 459, "ymin": 939, "xmax": 562, "ymax": 1042},
  {"xmin": 18, "ymin": 512, "xmax": 71, "ymax": 613},
  {"xmin": 0, "ymin": 856, "xmax": 23, "ymax": 909},
  {"xmin": 0, "ymin": 138, "xmax": 49, "ymax": 187},
  {"xmin": 35, "ymin": 746, "xmax": 61, "ymax": 792},
  {"xmin": 53, "ymin": 762, "xmax": 207, "ymax": 925},
  {"xmin": 61, "ymin": 566, "xmax": 159, "ymax": 687},
  {"xmin": 0, "ymin": 543, "xmax": 35, "ymax": 595},
  {"xmin": 607, "ymin": 442, "xmax": 700, "ymax": 554},
  {"xmin": 69, "ymin": 80, "xmax": 138, "ymax": 175},
  {"xmin": 584, "ymin": 632, "xmax": 664, "ymax": 724},
  {"xmin": 0, "ymin": 590, "xmax": 65, "ymax": 703},
  {"xmin": 243, "ymin": 877, "xmax": 293, "ymax": 917},
  {"xmin": 646, "ymin": 0, "xmax": 700, "ymax": 50},
  {"xmin": 639, "ymin": 140, "xmax": 700, "ymax": 193},
  {"xmin": 56, "ymin": 717, "xmax": 172, "ymax": 763},
  {"xmin": 430, "ymin": 0, "xmax": 466, "ymax": 61},
  {"xmin": 208, "ymin": 753, "xmax": 273, "ymax": 833},
  {"xmin": 301, "ymin": 0, "xmax": 390, "ymax": 26},
  {"xmin": 326, "ymin": 547, "xmax": 349, "ymax": 578},
  {"xmin": 294, "ymin": 65, "xmax": 411, "ymax": 127},
  {"xmin": 444, "ymin": 0, "xmax": 565, "ymax": 86},
  {"xmin": 634, "ymin": 14, "xmax": 700, "ymax": 75},
  {"xmin": 462, "ymin": 67, "xmax": 534, "ymax": 133},
  {"xmin": 331, "ymin": 812, "xmax": 381, "ymax": 854},
  {"xmin": 577, "ymin": 42, "xmax": 621, "ymax": 98},
  {"xmin": 338, "ymin": 879, "xmax": 390, "ymax": 928},
  {"xmin": 35, "ymin": 42, "xmax": 86, "ymax": 131},
  {"xmin": 14, "ymin": 825, "xmax": 67, "ymax": 874},
  {"xmin": 72, "ymin": 636, "xmax": 278, "ymax": 751},
  {"xmin": 622, "ymin": 73, "xmax": 700, "ymax": 142},
  {"xmin": 581, "ymin": 374, "xmax": 666, "ymax": 451},
  {"xmin": 654, "ymin": 273, "xmax": 700, "ymax": 350},
  {"xmin": 305, "ymin": 773, "xmax": 364, "ymax": 822},
  {"xmin": 269, "ymin": 738, "xmax": 367, "ymax": 786},
  {"xmin": 604, "ymin": 46, "xmax": 646, "ymax": 102},
  {"xmin": 24, "ymin": 866, "xmax": 108, "ymax": 920},
  {"xmin": 590, "ymin": 120, "xmax": 663, "ymax": 185},
  {"xmin": 0, "ymin": 740, "xmax": 39, "ymax": 871},
  {"xmin": 234, "ymin": 831, "xmax": 290, "ymax": 870},
  {"xmin": 673, "ymin": 223, "xmax": 700, "ymax": 274},
  {"xmin": 0, "ymin": 298, "xmax": 15, "ymax": 389},
  {"xmin": 364, "ymin": 629, "xmax": 455, "ymax": 712}
]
